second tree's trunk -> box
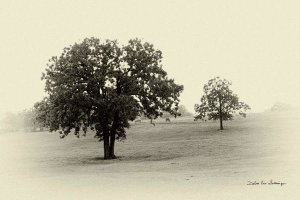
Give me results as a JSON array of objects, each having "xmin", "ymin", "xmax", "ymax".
[
  {"xmin": 220, "ymin": 115, "xmax": 223, "ymax": 130},
  {"xmin": 219, "ymin": 101, "xmax": 224, "ymax": 130}
]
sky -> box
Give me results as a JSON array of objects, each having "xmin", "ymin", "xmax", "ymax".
[{"xmin": 1, "ymin": 0, "xmax": 300, "ymax": 119}]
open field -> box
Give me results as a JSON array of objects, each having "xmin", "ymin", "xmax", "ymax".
[{"xmin": 1, "ymin": 112, "xmax": 300, "ymax": 200}]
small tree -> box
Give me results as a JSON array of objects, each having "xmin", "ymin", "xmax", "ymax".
[
  {"xmin": 194, "ymin": 77, "xmax": 250, "ymax": 130},
  {"xmin": 37, "ymin": 38, "xmax": 183, "ymax": 159}
]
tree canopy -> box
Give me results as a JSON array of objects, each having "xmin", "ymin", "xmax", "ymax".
[
  {"xmin": 37, "ymin": 37, "xmax": 183, "ymax": 159},
  {"xmin": 194, "ymin": 77, "xmax": 250, "ymax": 130}
]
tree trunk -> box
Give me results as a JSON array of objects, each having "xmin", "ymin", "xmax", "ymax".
[
  {"xmin": 219, "ymin": 100, "xmax": 224, "ymax": 130},
  {"xmin": 103, "ymin": 133, "xmax": 110, "ymax": 159},
  {"xmin": 220, "ymin": 115, "xmax": 223, "ymax": 130},
  {"xmin": 109, "ymin": 110, "xmax": 120, "ymax": 159},
  {"xmin": 102, "ymin": 122, "xmax": 110, "ymax": 159},
  {"xmin": 150, "ymin": 118, "xmax": 155, "ymax": 126},
  {"xmin": 109, "ymin": 133, "xmax": 116, "ymax": 159}
]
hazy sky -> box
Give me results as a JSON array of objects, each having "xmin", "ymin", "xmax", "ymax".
[{"xmin": 1, "ymin": 0, "xmax": 300, "ymax": 119}]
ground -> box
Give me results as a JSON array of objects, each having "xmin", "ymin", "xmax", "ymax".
[{"xmin": 0, "ymin": 112, "xmax": 299, "ymax": 200}]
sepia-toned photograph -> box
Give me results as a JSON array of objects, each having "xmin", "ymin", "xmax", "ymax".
[{"xmin": 0, "ymin": 0, "xmax": 299, "ymax": 199}]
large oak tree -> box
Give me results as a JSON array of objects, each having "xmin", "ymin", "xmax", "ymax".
[
  {"xmin": 37, "ymin": 38, "xmax": 183, "ymax": 159},
  {"xmin": 194, "ymin": 77, "xmax": 250, "ymax": 130}
]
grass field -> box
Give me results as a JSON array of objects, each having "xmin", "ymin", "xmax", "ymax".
[{"xmin": 0, "ymin": 112, "xmax": 299, "ymax": 200}]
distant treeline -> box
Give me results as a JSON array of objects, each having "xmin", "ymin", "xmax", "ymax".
[
  {"xmin": 161, "ymin": 105, "xmax": 192, "ymax": 118},
  {"xmin": 0, "ymin": 109, "xmax": 45, "ymax": 132}
]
